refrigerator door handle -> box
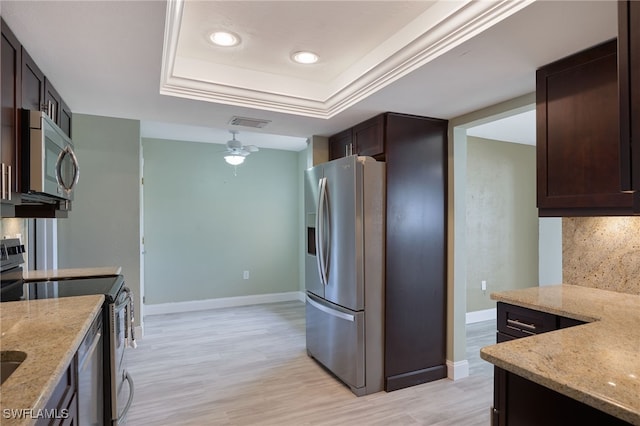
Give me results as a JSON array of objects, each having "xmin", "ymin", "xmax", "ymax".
[
  {"xmin": 307, "ymin": 294, "xmax": 355, "ymax": 322},
  {"xmin": 316, "ymin": 177, "xmax": 329, "ymax": 286}
]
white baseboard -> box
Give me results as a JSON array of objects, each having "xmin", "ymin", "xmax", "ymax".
[
  {"xmin": 134, "ymin": 325, "xmax": 144, "ymax": 340},
  {"xmin": 466, "ymin": 308, "xmax": 496, "ymax": 324},
  {"xmin": 446, "ymin": 359, "xmax": 469, "ymax": 381},
  {"xmin": 144, "ymin": 291, "xmax": 305, "ymax": 316}
]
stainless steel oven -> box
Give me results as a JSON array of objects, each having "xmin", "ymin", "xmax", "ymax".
[
  {"xmin": 111, "ymin": 286, "xmax": 134, "ymax": 425},
  {"xmin": 24, "ymin": 276, "xmax": 135, "ymax": 425},
  {"xmin": 0, "ymin": 239, "xmax": 135, "ymax": 425}
]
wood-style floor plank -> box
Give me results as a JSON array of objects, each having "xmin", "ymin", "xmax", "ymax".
[{"xmin": 127, "ymin": 302, "xmax": 494, "ymax": 425}]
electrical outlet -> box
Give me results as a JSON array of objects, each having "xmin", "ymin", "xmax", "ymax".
[
  {"xmin": 481, "ymin": 280, "xmax": 487, "ymax": 291},
  {"xmin": 243, "ymin": 270, "xmax": 250, "ymax": 280}
]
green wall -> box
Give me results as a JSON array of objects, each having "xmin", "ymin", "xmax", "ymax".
[
  {"xmin": 57, "ymin": 114, "xmax": 141, "ymax": 316},
  {"xmin": 465, "ymin": 136, "xmax": 538, "ymax": 312},
  {"xmin": 142, "ymin": 137, "xmax": 299, "ymax": 304}
]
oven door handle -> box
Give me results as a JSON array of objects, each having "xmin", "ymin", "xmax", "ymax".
[
  {"xmin": 117, "ymin": 371, "xmax": 135, "ymax": 422},
  {"xmin": 115, "ymin": 293, "xmax": 132, "ymax": 312}
]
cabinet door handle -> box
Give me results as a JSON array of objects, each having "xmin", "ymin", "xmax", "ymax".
[
  {"xmin": 1, "ymin": 163, "xmax": 9, "ymax": 201},
  {"xmin": 507, "ymin": 318, "xmax": 537, "ymax": 331},
  {"xmin": 1, "ymin": 163, "xmax": 6, "ymax": 200}
]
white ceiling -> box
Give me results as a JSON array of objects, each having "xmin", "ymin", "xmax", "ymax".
[
  {"xmin": 1, "ymin": 1, "xmax": 618, "ymax": 151},
  {"xmin": 467, "ymin": 109, "xmax": 536, "ymax": 146}
]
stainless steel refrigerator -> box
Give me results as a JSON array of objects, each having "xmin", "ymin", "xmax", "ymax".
[{"xmin": 304, "ymin": 155, "xmax": 385, "ymax": 396}]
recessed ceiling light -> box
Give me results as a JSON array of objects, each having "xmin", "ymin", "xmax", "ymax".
[
  {"xmin": 209, "ymin": 31, "xmax": 240, "ymax": 47},
  {"xmin": 292, "ymin": 51, "xmax": 319, "ymax": 64}
]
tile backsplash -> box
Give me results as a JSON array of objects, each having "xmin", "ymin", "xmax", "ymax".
[{"xmin": 563, "ymin": 217, "xmax": 640, "ymax": 295}]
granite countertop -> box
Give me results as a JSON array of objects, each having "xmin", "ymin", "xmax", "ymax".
[
  {"xmin": 22, "ymin": 266, "xmax": 122, "ymax": 282},
  {"xmin": 0, "ymin": 295, "xmax": 104, "ymax": 426},
  {"xmin": 480, "ymin": 284, "xmax": 640, "ymax": 425}
]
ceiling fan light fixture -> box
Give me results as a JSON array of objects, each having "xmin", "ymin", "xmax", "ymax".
[
  {"xmin": 292, "ymin": 51, "xmax": 319, "ymax": 64},
  {"xmin": 209, "ymin": 31, "xmax": 240, "ymax": 47},
  {"xmin": 224, "ymin": 155, "xmax": 245, "ymax": 166}
]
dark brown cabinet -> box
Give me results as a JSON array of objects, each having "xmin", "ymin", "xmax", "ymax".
[
  {"xmin": 495, "ymin": 368, "xmax": 630, "ymax": 426},
  {"xmin": 1, "ymin": 19, "xmax": 73, "ymax": 217},
  {"xmin": 22, "ymin": 48, "xmax": 45, "ymax": 113},
  {"xmin": 492, "ymin": 303, "xmax": 608, "ymax": 426},
  {"xmin": 353, "ymin": 114, "xmax": 385, "ymax": 158},
  {"xmin": 384, "ymin": 113, "xmax": 447, "ymax": 391},
  {"xmin": 328, "ymin": 128, "xmax": 353, "ymax": 160},
  {"xmin": 326, "ymin": 112, "xmax": 448, "ymax": 392},
  {"xmin": 536, "ymin": 39, "xmax": 636, "ymax": 216},
  {"xmin": 328, "ymin": 114, "xmax": 386, "ymax": 160},
  {"xmin": 21, "ymin": 48, "xmax": 71, "ymax": 138},
  {"xmin": 619, "ymin": 0, "xmax": 640, "ymax": 208},
  {"xmin": 1, "ymin": 19, "xmax": 22, "ymax": 207}
]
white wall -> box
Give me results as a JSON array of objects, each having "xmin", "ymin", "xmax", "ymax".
[
  {"xmin": 466, "ymin": 136, "xmax": 538, "ymax": 312},
  {"xmin": 57, "ymin": 114, "xmax": 141, "ymax": 318},
  {"xmin": 142, "ymin": 137, "xmax": 299, "ymax": 304}
]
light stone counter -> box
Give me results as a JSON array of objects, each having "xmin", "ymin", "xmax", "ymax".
[
  {"xmin": 22, "ymin": 267, "xmax": 122, "ymax": 282},
  {"xmin": 480, "ymin": 284, "xmax": 640, "ymax": 425},
  {"xmin": 0, "ymin": 295, "xmax": 104, "ymax": 425}
]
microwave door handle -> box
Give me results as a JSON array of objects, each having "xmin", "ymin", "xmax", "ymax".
[
  {"xmin": 67, "ymin": 146, "xmax": 80, "ymax": 190},
  {"xmin": 55, "ymin": 146, "xmax": 80, "ymax": 192}
]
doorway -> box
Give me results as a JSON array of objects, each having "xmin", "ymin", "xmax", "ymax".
[{"xmin": 447, "ymin": 93, "xmax": 562, "ymax": 380}]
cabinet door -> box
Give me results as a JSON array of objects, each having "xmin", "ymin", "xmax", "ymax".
[
  {"xmin": 537, "ymin": 39, "xmax": 634, "ymax": 216},
  {"xmin": 1, "ymin": 19, "xmax": 21, "ymax": 198},
  {"xmin": 22, "ymin": 48, "xmax": 45, "ymax": 112},
  {"xmin": 353, "ymin": 114, "xmax": 385, "ymax": 158},
  {"xmin": 44, "ymin": 78, "xmax": 62, "ymax": 125},
  {"xmin": 60, "ymin": 99, "xmax": 72, "ymax": 138},
  {"xmin": 619, "ymin": 1, "xmax": 640, "ymax": 208},
  {"xmin": 328, "ymin": 128, "xmax": 353, "ymax": 160},
  {"xmin": 385, "ymin": 113, "xmax": 447, "ymax": 391}
]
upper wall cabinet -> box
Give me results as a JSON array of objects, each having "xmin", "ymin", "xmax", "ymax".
[
  {"xmin": 329, "ymin": 114, "xmax": 386, "ymax": 161},
  {"xmin": 328, "ymin": 128, "xmax": 353, "ymax": 160},
  {"xmin": 1, "ymin": 18, "xmax": 72, "ymax": 217},
  {"xmin": 619, "ymin": 1, "xmax": 640, "ymax": 209},
  {"xmin": 22, "ymin": 49, "xmax": 72, "ymax": 138},
  {"xmin": 1, "ymin": 19, "xmax": 22, "ymax": 209},
  {"xmin": 536, "ymin": 39, "xmax": 636, "ymax": 216}
]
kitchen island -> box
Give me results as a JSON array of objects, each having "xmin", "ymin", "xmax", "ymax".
[
  {"xmin": 481, "ymin": 284, "xmax": 640, "ymax": 425},
  {"xmin": 0, "ymin": 295, "xmax": 104, "ymax": 425}
]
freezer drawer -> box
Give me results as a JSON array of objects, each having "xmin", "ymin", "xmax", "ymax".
[{"xmin": 306, "ymin": 293, "xmax": 365, "ymax": 391}]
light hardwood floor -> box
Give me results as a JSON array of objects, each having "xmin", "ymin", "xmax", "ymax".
[{"xmin": 127, "ymin": 302, "xmax": 495, "ymax": 425}]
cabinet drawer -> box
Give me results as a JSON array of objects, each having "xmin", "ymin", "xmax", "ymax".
[{"xmin": 497, "ymin": 302, "xmax": 557, "ymax": 338}]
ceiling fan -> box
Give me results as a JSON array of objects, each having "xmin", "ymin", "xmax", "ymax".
[{"xmin": 223, "ymin": 131, "xmax": 259, "ymax": 166}]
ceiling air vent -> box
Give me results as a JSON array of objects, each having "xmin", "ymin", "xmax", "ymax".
[{"xmin": 228, "ymin": 116, "xmax": 271, "ymax": 129}]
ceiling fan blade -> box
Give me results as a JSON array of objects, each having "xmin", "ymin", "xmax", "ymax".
[{"xmin": 245, "ymin": 145, "xmax": 259, "ymax": 152}]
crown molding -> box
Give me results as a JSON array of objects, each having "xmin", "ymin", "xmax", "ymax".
[{"xmin": 160, "ymin": 0, "xmax": 535, "ymax": 119}]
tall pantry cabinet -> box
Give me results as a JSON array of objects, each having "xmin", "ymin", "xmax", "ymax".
[{"xmin": 327, "ymin": 112, "xmax": 448, "ymax": 391}]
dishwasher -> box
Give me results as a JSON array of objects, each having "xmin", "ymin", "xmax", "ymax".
[{"xmin": 77, "ymin": 312, "xmax": 104, "ymax": 425}]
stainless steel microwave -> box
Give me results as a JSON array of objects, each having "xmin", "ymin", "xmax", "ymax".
[{"xmin": 21, "ymin": 109, "xmax": 79, "ymax": 202}]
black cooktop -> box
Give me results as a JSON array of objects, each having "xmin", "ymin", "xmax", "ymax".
[{"xmin": 25, "ymin": 275, "xmax": 125, "ymax": 303}]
